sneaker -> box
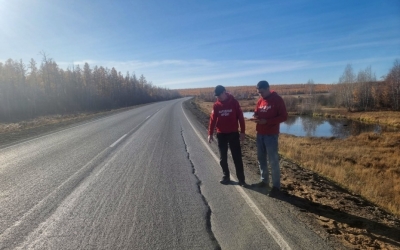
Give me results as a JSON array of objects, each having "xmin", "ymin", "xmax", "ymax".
[
  {"xmin": 252, "ymin": 181, "xmax": 268, "ymax": 188},
  {"xmin": 219, "ymin": 176, "xmax": 231, "ymax": 185},
  {"xmin": 269, "ymin": 187, "xmax": 280, "ymax": 197},
  {"xmin": 238, "ymin": 181, "xmax": 247, "ymax": 187}
]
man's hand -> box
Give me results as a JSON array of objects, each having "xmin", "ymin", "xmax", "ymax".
[
  {"xmin": 255, "ymin": 118, "xmax": 267, "ymax": 125},
  {"xmin": 208, "ymin": 135, "xmax": 213, "ymax": 143},
  {"xmin": 240, "ymin": 133, "xmax": 245, "ymax": 141}
]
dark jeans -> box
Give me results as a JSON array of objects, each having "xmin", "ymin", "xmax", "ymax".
[{"xmin": 216, "ymin": 132, "xmax": 245, "ymax": 182}]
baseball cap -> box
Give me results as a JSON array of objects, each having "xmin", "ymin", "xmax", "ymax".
[
  {"xmin": 214, "ymin": 85, "xmax": 226, "ymax": 96},
  {"xmin": 257, "ymin": 81, "xmax": 270, "ymax": 89}
]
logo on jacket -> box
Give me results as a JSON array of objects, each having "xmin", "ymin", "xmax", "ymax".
[
  {"xmin": 259, "ymin": 105, "xmax": 271, "ymax": 112},
  {"xmin": 219, "ymin": 109, "xmax": 232, "ymax": 116}
]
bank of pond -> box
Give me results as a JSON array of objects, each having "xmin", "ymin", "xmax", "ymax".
[{"xmin": 243, "ymin": 112, "xmax": 399, "ymax": 138}]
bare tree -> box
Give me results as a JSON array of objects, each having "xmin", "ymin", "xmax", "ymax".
[
  {"xmin": 386, "ymin": 59, "xmax": 400, "ymax": 110},
  {"xmin": 338, "ymin": 64, "xmax": 356, "ymax": 111},
  {"xmin": 355, "ymin": 66, "xmax": 376, "ymax": 111},
  {"xmin": 26, "ymin": 58, "xmax": 40, "ymax": 117},
  {"xmin": 305, "ymin": 79, "xmax": 318, "ymax": 113}
]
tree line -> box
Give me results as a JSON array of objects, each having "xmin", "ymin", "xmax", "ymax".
[
  {"xmin": 333, "ymin": 60, "xmax": 400, "ymax": 111},
  {"xmin": 177, "ymin": 84, "xmax": 334, "ymax": 101},
  {"xmin": 0, "ymin": 55, "xmax": 181, "ymax": 122},
  {"xmin": 281, "ymin": 60, "xmax": 399, "ymax": 113},
  {"xmin": 178, "ymin": 59, "xmax": 400, "ymax": 113}
]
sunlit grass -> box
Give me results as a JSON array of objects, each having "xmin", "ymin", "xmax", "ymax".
[
  {"xmin": 0, "ymin": 114, "xmax": 85, "ymax": 133},
  {"xmin": 278, "ymin": 133, "xmax": 400, "ymax": 216},
  {"xmin": 0, "ymin": 106, "xmax": 135, "ymax": 134}
]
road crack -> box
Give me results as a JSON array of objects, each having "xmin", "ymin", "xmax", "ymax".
[{"xmin": 180, "ymin": 128, "xmax": 221, "ymax": 250}]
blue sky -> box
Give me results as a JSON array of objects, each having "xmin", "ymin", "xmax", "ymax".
[{"xmin": 1, "ymin": 0, "xmax": 399, "ymax": 89}]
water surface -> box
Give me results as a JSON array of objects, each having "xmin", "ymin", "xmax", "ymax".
[{"xmin": 243, "ymin": 112, "xmax": 398, "ymax": 138}]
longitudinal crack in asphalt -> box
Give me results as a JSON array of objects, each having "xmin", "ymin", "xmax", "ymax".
[{"xmin": 180, "ymin": 128, "xmax": 221, "ymax": 250}]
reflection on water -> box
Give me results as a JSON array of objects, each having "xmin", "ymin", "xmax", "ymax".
[
  {"xmin": 243, "ymin": 112, "xmax": 399, "ymax": 138},
  {"xmin": 283, "ymin": 116, "xmax": 357, "ymax": 138}
]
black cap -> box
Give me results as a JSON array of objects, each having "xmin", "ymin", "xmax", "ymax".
[
  {"xmin": 214, "ymin": 85, "xmax": 226, "ymax": 96},
  {"xmin": 257, "ymin": 80, "xmax": 270, "ymax": 89}
]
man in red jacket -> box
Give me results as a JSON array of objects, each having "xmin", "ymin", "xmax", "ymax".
[
  {"xmin": 208, "ymin": 85, "xmax": 246, "ymax": 186},
  {"xmin": 252, "ymin": 81, "xmax": 287, "ymax": 195}
]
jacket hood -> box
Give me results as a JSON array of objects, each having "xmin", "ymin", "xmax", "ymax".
[
  {"xmin": 216, "ymin": 92, "xmax": 233, "ymax": 104},
  {"xmin": 263, "ymin": 90, "xmax": 278, "ymax": 99}
]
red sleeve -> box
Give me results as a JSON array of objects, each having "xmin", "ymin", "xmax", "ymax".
[
  {"xmin": 208, "ymin": 105, "xmax": 218, "ymax": 135},
  {"xmin": 236, "ymin": 101, "xmax": 245, "ymax": 134},
  {"xmin": 254, "ymin": 98, "xmax": 261, "ymax": 116},
  {"xmin": 266, "ymin": 96, "xmax": 288, "ymax": 125}
]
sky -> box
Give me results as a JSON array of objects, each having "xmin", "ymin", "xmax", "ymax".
[{"xmin": 1, "ymin": 0, "xmax": 399, "ymax": 89}]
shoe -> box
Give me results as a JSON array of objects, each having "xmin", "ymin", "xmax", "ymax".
[
  {"xmin": 252, "ymin": 181, "xmax": 268, "ymax": 188},
  {"xmin": 269, "ymin": 187, "xmax": 280, "ymax": 197},
  {"xmin": 219, "ymin": 176, "xmax": 231, "ymax": 185},
  {"xmin": 238, "ymin": 181, "xmax": 247, "ymax": 187}
]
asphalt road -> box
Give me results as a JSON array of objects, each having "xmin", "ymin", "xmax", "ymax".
[{"xmin": 0, "ymin": 98, "xmax": 333, "ymax": 250}]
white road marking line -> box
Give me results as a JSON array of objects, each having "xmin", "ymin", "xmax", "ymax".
[
  {"xmin": 111, "ymin": 111, "xmax": 159, "ymax": 148},
  {"xmin": 2, "ymin": 109, "xmax": 162, "ymax": 246},
  {"xmin": 109, "ymin": 110, "xmax": 159, "ymax": 148},
  {"xmin": 0, "ymin": 146, "xmax": 110, "ymax": 244},
  {"xmin": 181, "ymin": 103, "xmax": 292, "ymax": 250},
  {"xmin": 109, "ymin": 134, "xmax": 127, "ymax": 148},
  {"xmin": 0, "ymin": 103, "xmax": 166, "ymax": 152}
]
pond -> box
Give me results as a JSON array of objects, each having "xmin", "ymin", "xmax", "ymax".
[{"xmin": 243, "ymin": 112, "xmax": 399, "ymax": 138}]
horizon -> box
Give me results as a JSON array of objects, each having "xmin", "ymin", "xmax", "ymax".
[
  {"xmin": 1, "ymin": 0, "xmax": 399, "ymax": 89},
  {"xmin": 173, "ymin": 81, "xmax": 379, "ymax": 91}
]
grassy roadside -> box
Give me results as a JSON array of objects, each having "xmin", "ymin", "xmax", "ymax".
[
  {"xmin": 314, "ymin": 110, "xmax": 400, "ymax": 128},
  {"xmin": 0, "ymin": 106, "xmax": 144, "ymax": 147},
  {"xmin": 0, "ymin": 105, "xmax": 151, "ymax": 135},
  {"xmin": 196, "ymin": 98, "xmax": 400, "ymax": 217},
  {"xmin": 0, "ymin": 113, "xmax": 102, "ymax": 134},
  {"xmin": 279, "ymin": 133, "xmax": 400, "ymax": 216}
]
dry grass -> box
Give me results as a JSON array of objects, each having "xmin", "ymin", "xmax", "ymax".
[
  {"xmin": 344, "ymin": 111, "xmax": 400, "ymax": 128},
  {"xmin": 0, "ymin": 106, "xmax": 138, "ymax": 134},
  {"xmin": 279, "ymin": 133, "xmax": 400, "ymax": 216},
  {"xmin": 0, "ymin": 114, "xmax": 87, "ymax": 134},
  {"xmin": 311, "ymin": 108, "xmax": 400, "ymax": 128},
  {"xmin": 196, "ymin": 101, "xmax": 214, "ymax": 116},
  {"xmin": 197, "ymin": 98, "xmax": 400, "ymax": 216}
]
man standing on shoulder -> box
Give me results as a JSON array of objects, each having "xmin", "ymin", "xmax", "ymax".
[
  {"xmin": 208, "ymin": 85, "xmax": 247, "ymax": 186},
  {"xmin": 252, "ymin": 81, "xmax": 287, "ymax": 195}
]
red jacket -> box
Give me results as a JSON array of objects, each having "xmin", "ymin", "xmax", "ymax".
[
  {"xmin": 208, "ymin": 93, "xmax": 245, "ymax": 135},
  {"xmin": 254, "ymin": 91, "xmax": 287, "ymax": 135}
]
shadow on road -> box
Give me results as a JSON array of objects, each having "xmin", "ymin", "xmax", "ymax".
[{"xmin": 246, "ymin": 185, "xmax": 400, "ymax": 248}]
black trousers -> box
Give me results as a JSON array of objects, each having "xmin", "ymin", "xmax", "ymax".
[{"xmin": 216, "ymin": 132, "xmax": 245, "ymax": 182}]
